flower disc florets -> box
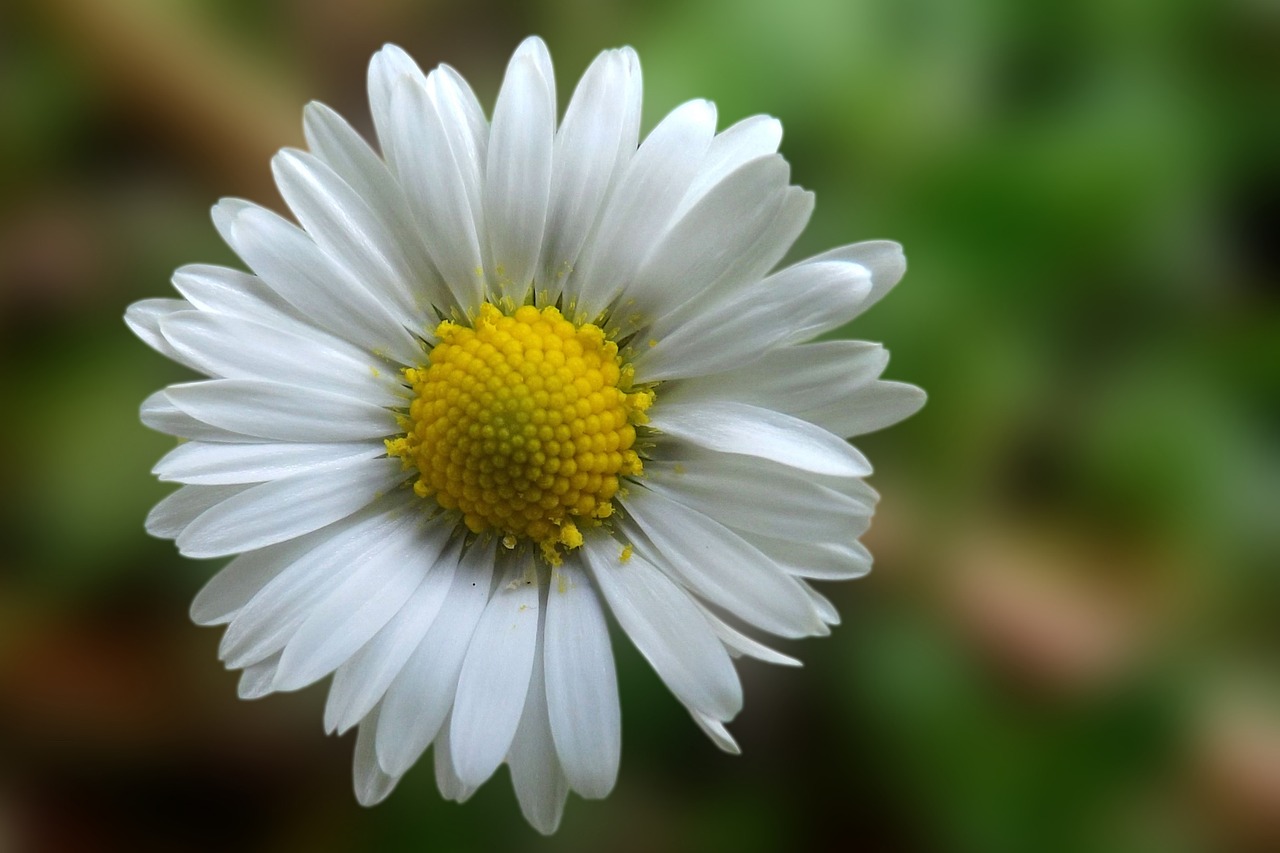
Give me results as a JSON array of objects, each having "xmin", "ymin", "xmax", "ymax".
[{"xmin": 387, "ymin": 302, "xmax": 653, "ymax": 563}]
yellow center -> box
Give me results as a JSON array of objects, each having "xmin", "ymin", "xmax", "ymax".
[{"xmin": 387, "ymin": 303, "xmax": 653, "ymax": 563}]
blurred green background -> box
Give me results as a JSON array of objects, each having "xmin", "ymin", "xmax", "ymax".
[{"xmin": 2, "ymin": 0, "xmax": 1277, "ymax": 851}]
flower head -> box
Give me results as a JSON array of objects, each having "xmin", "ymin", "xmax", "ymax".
[{"xmin": 127, "ymin": 37, "xmax": 924, "ymax": 833}]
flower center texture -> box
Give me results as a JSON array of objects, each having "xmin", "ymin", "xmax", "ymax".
[{"xmin": 388, "ymin": 303, "xmax": 654, "ymax": 563}]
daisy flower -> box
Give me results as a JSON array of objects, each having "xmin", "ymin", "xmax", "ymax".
[{"xmin": 127, "ymin": 37, "xmax": 924, "ymax": 833}]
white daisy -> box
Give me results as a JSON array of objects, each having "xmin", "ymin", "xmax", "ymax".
[{"xmin": 127, "ymin": 37, "xmax": 924, "ymax": 833}]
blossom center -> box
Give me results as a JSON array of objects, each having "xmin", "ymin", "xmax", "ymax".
[{"xmin": 388, "ymin": 303, "xmax": 652, "ymax": 563}]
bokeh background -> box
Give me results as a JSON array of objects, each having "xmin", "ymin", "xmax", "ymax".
[{"xmin": 2, "ymin": 0, "xmax": 1277, "ymax": 850}]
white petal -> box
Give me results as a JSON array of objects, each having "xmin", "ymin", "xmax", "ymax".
[
  {"xmin": 169, "ymin": 264, "xmax": 310, "ymax": 334},
  {"xmin": 124, "ymin": 298, "xmax": 201, "ymax": 370},
  {"xmin": 223, "ymin": 203, "xmax": 422, "ymax": 365},
  {"xmin": 674, "ymin": 114, "xmax": 783, "ymax": 221},
  {"xmin": 744, "ymin": 533, "xmax": 874, "ymax": 581},
  {"xmin": 176, "ymin": 456, "xmax": 406, "ymax": 558},
  {"xmin": 507, "ymin": 615, "xmax": 569, "ymax": 835},
  {"xmin": 145, "ymin": 484, "xmax": 249, "ymax": 540},
  {"xmin": 622, "ymin": 156, "xmax": 789, "ymax": 323},
  {"xmin": 237, "ymin": 653, "xmax": 281, "ymax": 700},
  {"xmin": 190, "ymin": 532, "xmax": 330, "ymax": 625},
  {"xmin": 801, "ymin": 239, "xmax": 906, "ymax": 314},
  {"xmin": 385, "ymin": 73, "xmax": 486, "ymax": 311},
  {"xmin": 376, "ymin": 541, "xmax": 496, "ymax": 778},
  {"xmin": 154, "ymin": 440, "xmax": 382, "ymax": 485},
  {"xmin": 733, "ymin": 257, "xmax": 881, "ymax": 341},
  {"xmin": 218, "ymin": 507, "xmax": 405, "ymax": 669},
  {"xmin": 140, "ymin": 390, "xmax": 253, "ymax": 443},
  {"xmin": 160, "ymin": 310, "xmax": 403, "ymax": 406},
  {"xmin": 648, "ymin": 186, "xmax": 814, "ymax": 336},
  {"xmin": 166, "ymin": 379, "xmax": 396, "ymax": 443},
  {"xmin": 271, "ymin": 148, "xmax": 440, "ymax": 327},
  {"xmin": 690, "ymin": 709, "xmax": 741, "ymax": 755},
  {"xmin": 621, "ymin": 488, "xmax": 825, "ymax": 638},
  {"xmin": 696, "ymin": 604, "xmax": 802, "ymax": 668},
  {"xmin": 302, "ymin": 102, "xmax": 448, "ymax": 315},
  {"xmin": 798, "ymin": 380, "xmax": 928, "ymax": 437},
  {"xmin": 540, "ymin": 47, "xmax": 641, "ymax": 294},
  {"xmin": 650, "ymin": 447, "xmax": 878, "ymax": 513},
  {"xmin": 660, "ymin": 340, "xmax": 888, "ymax": 413},
  {"xmin": 484, "ymin": 37, "xmax": 554, "ymax": 297},
  {"xmin": 569, "ymin": 99, "xmax": 717, "ymax": 317},
  {"xmin": 636, "ymin": 260, "xmax": 872, "ymax": 381},
  {"xmin": 582, "ymin": 537, "xmax": 741, "ymax": 721},
  {"xmin": 304, "ymin": 101, "xmax": 394, "ymax": 210},
  {"xmin": 324, "ymin": 537, "xmax": 463, "ymax": 735},
  {"xmin": 273, "ymin": 515, "xmax": 452, "ymax": 691},
  {"xmin": 649, "ymin": 400, "xmax": 872, "ymax": 477},
  {"xmin": 544, "ymin": 561, "xmax": 620, "ymax": 799},
  {"xmin": 367, "ymin": 43, "xmax": 429, "ymax": 167},
  {"xmin": 433, "ymin": 713, "xmax": 476, "ymax": 803},
  {"xmin": 354, "ymin": 705, "xmax": 402, "ymax": 806},
  {"xmin": 211, "ymin": 197, "xmax": 254, "ymax": 248},
  {"xmin": 435, "ymin": 63, "xmax": 490, "ymax": 168},
  {"xmin": 837, "ymin": 474, "xmax": 882, "ymax": 507},
  {"xmin": 644, "ymin": 453, "xmax": 871, "ymax": 543},
  {"xmin": 802, "ymin": 582, "xmax": 841, "ymax": 626},
  {"xmin": 450, "ymin": 558, "xmax": 541, "ymax": 788}
]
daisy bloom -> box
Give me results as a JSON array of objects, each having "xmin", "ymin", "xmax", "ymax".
[{"xmin": 127, "ymin": 37, "xmax": 924, "ymax": 833}]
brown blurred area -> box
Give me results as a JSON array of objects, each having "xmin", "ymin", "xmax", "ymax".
[{"xmin": 1, "ymin": 0, "xmax": 1278, "ymax": 851}]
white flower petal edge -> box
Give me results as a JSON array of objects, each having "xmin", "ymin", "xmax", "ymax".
[
  {"xmin": 540, "ymin": 47, "xmax": 641, "ymax": 293},
  {"xmin": 323, "ymin": 537, "xmax": 461, "ymax": 735},
  {"xmin": 128, "ymin": 36, "xmax": 923, "ymax": 834},
  {"xmin": 376, "ymin": 539, "xmax": 497, "ymax": 779},
  {"xmin": 507, "ymin": 611, "xmax": 570, "ymax": 833},
  {"xmin": 544, "ymin": 562, "xmax": 621, "ymax": 799},
  {"xmin": 484, "ymin": 38, "xmax": 555, "ymax": 298},
  {"xmin": 449, "ymin": 559, "xmax": 541, "ymax": 788},
  {"xmin": 582, "ymin": 538, "xmax": 743, "ymax": 724}
]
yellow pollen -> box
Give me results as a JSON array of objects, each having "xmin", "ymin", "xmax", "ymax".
[{"xmin": 387, "ymin": 303, "xmax": 653, "ymax": 564}]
